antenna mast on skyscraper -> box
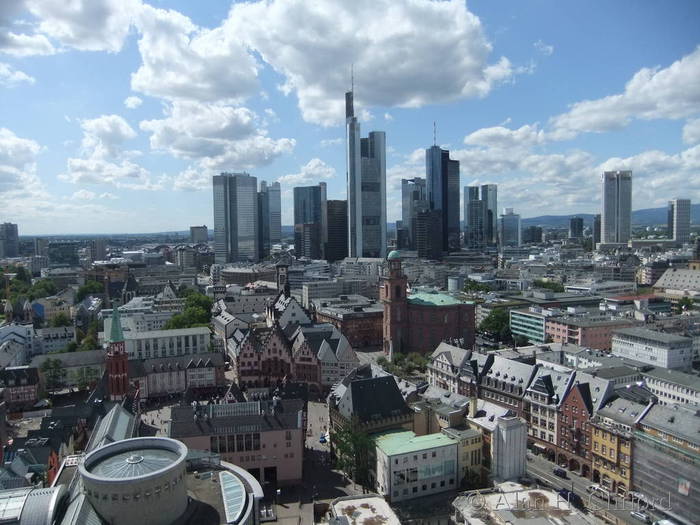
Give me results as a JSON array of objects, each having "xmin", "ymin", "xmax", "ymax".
[
  {"xmin": 351, "ymin": 63, "xmax": 354, "ymax": 92},
  {"xmin": 433, "ymin": 121, "xmax": 437, "ymax": 146}
]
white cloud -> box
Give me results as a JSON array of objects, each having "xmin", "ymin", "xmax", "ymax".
[
  {"xmin": 320, "ymin": 138, "xmax": 342, "ymax": 147},
  {"xmin": 0, "ymin": 1, "xmax": 56, "ymax": 56},
  {"xmin": 25, "ymin": 0, "xmax": 140, "ymax": 53},
  {"xmin": 0, "ymin": 127, "xmax": 48, "ymax": 211},
  {"xmin": 550, "ymin": 46, "xmax": 700, "ymax": 140},
  {"xmin": 0, "ymin": 62, "xmax": 34, "ymax": 86},
  {"xmin": 227, "ymin": 0, "xmax": 514, "ymax": 125},
  {"xmin": 71, "ymin": 189, "xmax": 96, "ymax": 200},
  {"xmin": 99, "ymin": 192, "xmax": 118, "ymax": 199},
  {"xmin": 277, "ymin": 158, "xmax": 335, "ymax": 186},
  {"xmin": 124, "ymin": 95, "xmax": 142, "ymax": 109},
  {"xmin": 464, "ymin": 124, "xmax": 545, "ymax": 149},
  {"xmin": 79, "ymin": 114, "xmax": 137, "ymax": 158},
  {"xmin": 534, "ymin": 39, "xmax": 554, "ymax": 56},
  {"xmin": 173, "ymin": 167, "xmax": 208, "ymax": 192},
  {"xmin": 140, "ymin": 100, "xmax": 295, "ymax": 173},
  {"xmin": 384, "ymin": 112, "xmax": 393, "ymax": 121},
  {"xmin": 682, "ymin": 118, "xmax": 700, "ymax": 145},
  {"xmin": 131, "ymin": 3, "xmax": 258, "ymax": 103}
]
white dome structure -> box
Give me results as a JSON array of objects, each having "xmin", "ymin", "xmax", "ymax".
[{"xmin": 79, "ymin": 437, "xmax": 188, "ymax": 525}]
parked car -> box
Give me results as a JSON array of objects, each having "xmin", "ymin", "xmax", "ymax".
[
  {"xmin": 518, "ymin": 476, "xmax": 534, "ymax": 486},
  {"xmin": 558, "ymin": 489, "xmax": 583, "ymax": 508},
  {"xmin": 552, "ymin": 467, "xmax": 567, "ymax": 479},
  {"xmin": 319, "ymin": 434, "xmax": 327, "ymax": 444},
  {"xmin": 587, "ymin": 484, "xmax": 615, "ymax": 502},
  {"xmin": 630, "ymin": 511, "xmax": 651, "ymax": 523}
]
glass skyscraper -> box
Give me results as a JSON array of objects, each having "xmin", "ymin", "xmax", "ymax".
[
  {"xmin": 426, "ymin": 145, "xmax": 460, "ymax": 252},
  {"xmin": 213, "ymin": 172, "xmax": 259, "ymax": 263},
  {"xmin": 601, "ymin": 170, "xmax": 632, "ymax": 244},
  {"xmin": 480, "ymin": 184, "xmax": 498, "ymax": 245},
  {"xmin": 401, "ymin": 177, "xmax": 427, "ymax": 250},
  {"xmin": 293, "ymin": 184, "xmax": 326, "ymax": 259}
]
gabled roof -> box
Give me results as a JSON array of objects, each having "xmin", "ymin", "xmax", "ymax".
[
  {"xmin": 337, "ymin": 375, "xmax": 411, "ymax": 423},
  {"xmin": 430, "ymin": 342, "xmax": 471, "ymax": 369}
]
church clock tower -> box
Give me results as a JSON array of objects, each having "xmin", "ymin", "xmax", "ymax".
[
  {"xmin": 106, "ymin": 306, "xmax": 129, "ymax": 401},
  {"xmin": 381, "ymin": 250, "xmax": 408, "ymax": 360}
]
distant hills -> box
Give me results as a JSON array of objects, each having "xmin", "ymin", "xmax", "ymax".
[{"xmin": 522, "ymin": 204, "xmax": 700, "ymax": 228}]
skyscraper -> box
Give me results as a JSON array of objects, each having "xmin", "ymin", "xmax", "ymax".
[
  {"xmin": 593, "ymin": 214, "xmax": 601, "ymax": 246},
  {"xmin": 267, "ymin": 181, "xmax": 282, "ymax": 245},
  {"xmin": 0, "ymin": 223, "xmax": 19, "ymax": 258},
  {"xmin": 346, "ymin": 87, "xmax": 387, "ymax": 258},
  {"xmin": 481, "ymin": 184, "xmax": 498, "ymax": 245},
  {"xmin": 601, "ymin": 171, "xmax": 632, "ymax": 244},
  {"xmin": 213, "ymin": 172, "xmax": 259, "ymax": 263},
  {"xmin": 426, "ymin": 146, "xmax": 460, "ymax": 252},
  {"xmin": 401, "ymin": 177, "xmax": 427, "ymax": 250},
  {"xmin": 416, "ymin": 209, "xmax": 443, "ymax": 260},
  {"xmin": 668, "ymin": 198, "xmax": 691, "ymax": 243},
  {"xmin": 190, "ymin": 225, "xmax": 208, "ymax": 244},
  {"xmin": 499, "ymin": 208, "xmax": 521, "ymax": 248},
  {"xmin": 568, "ymin": 217, "xmax": 584, "ymax": 240},
  {"xmin": 325, "ymin": 200, "xmax": 348, "ymax": 262},
  {"xmin": 293, "ymin": 184, "xmax": 325, "ymax": 259},
  {"xmin": 465, "ymin": 186, "xmax": 486, "ymax": 249},
  {"xmin": 258, "ymin": 182, "xmax": 271, "ymax": 259}
]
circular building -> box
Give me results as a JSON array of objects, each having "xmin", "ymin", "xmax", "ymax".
[{"xmin": 79, "ymin": 437, "xmax": 188, "ymax": 525}]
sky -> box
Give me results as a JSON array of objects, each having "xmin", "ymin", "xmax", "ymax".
[{"xmin": 1, "ymin": 0, "xmax": 699, "ymax": 235}]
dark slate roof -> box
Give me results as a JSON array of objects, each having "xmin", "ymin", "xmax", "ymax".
[
  {"xmin": 343, "ymin": 376, "xmax": 411, "ymax": 423},
  {"xmin": 129, "ymin": 352, "xmax": 224, "ymax": 376},
  {"xmin": 0, "ymin": 367, "xmax": 39, "ymax": 387},
  {"xmin": 169, "ymin": 398, "xmax": 303, "ymax": 438}
]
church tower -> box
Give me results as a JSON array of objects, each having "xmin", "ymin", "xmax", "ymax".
[
  {"xmin": 381, "ymin": 250, "xmax": 408, "ymax": 360},
  {"xmin": 106, "ymin": 306, "xmax": 129, "ymax": 401}
]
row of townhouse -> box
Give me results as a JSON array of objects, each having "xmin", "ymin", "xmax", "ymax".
[{"xmin": 426, "ymin": 342, "xmax": 700, "ymax": 518}]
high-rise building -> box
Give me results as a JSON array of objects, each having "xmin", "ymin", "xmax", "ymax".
[
  {"xmin": 213, "ymin": 172, "xmax": 259, "ymax": 263},
  {"xmin": 481, "ymin": 184, "xmax": 498, "ymax": 245},
  {"xmin": 465, "ymin": 186, "xmax": 486, "ymax": 249},
  {"xmin": 346, "ymin": 88, "xmax": 387, "ymax": 258},
  {"xmin": 668, "ymin": 198, "xmax": 691, "ymax": 243},
  {"xmin": 258, "ymin": 185, "xmax": 270, "ymax": 260},
  {"xmin": 325, "ymin": 200, "xmax": 348, "ymax": 262},
  {"xmin": 401, "ymin": 177, "xmax": 427, "ymax": 250},
  {"xmin": 522, "ymin": 226, "xmax": 543, "ymax": 244},
  {"xmin": 568, "ymin": 217, "xmax": 584, "ymax": 240},
  {"xmin": 293, "ymin": 184, "xmax": 325, "ymax": 259},
  {"xmin": 601, "ymin": 170, "xmax": 632, "ymax": 244},
  {"xmin": 267, "ymin": 181, "xmax": 282, "ymax": 245},
  {"xmin": 416, "ymin": 209, "xmax": 443, "ymax": 260},
  {"xmin": 33, "ymin": 237, "xmax": 48, "ymax": 257},
  {"xmin": 90, "ymin": 238, "xmax": 107, "ymax": 261},
  {"xmin": 426, "ymin": 146, "xmax": 460, "ymax": 252},
  {"xmin": 499, "ymin": 208, "xmax": 521, "ymax": 248},
  {"xmin": 189, "ymin": 225, "xmax": 208, "ymax": 244},
  {"xmin": 593, "ymin": 214, "xmax": 601, "ymax": 246},
  {"xmin": 0, "ymin": 223, "xmax": 19, "ymax": 258}
]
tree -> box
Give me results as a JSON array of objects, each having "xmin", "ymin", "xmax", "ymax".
[
  {"xmin": 464, "ymin": 279, "xmax": 491, "ymax": 293},
  {"xmin": 41, "ymin": 358, "xmax": 66, "ymax": 391},
  {"xmin": 331, "ymin": 420, "xmax": 375, "ymax": 488},
  {"xmin": 164, "ymin": 292, "xmax": 213, "ymax": 329},
  {"xmin": 676, "ymin": 296, "xmax": 695, "ymax": 314},
  {"xmin": 513, "ymin": 335, "xmax": 529, "ymax": 347},
  {"xmin": 51, "ymin": 313, "xmax": 72, "ymax": 327},
  {"xmin": 533, "ymin": 280, "xmax": 564, "ymax": 293},
  {"xmin": 479, "ymin": 308, "xmax": 511, "ymax": 341},
  {"xmin": 62, "ymin": 342, "xmax": 78, "ymax": 353},
  {"xmin": 14, "ymin": 266, "xmax": 31, "ymax": 284},
  {"xmin": 76, "ymin": 280, "xmax": 103, "ymax": 302},
  {"xmin": 75, "ymin": 367, "xmax": 99, "ymax": 390},
  {"xmin": 27, "ymin": 279, "xmax": 57, "ymax": 301}
]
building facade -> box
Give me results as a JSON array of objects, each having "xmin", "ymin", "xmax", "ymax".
[
  {"xmin": 611, "ymin": 327, "xmax": 693, "ymax": 370},
  {"xmin": 325, "ymin": 200, "xmax": 348, "ymax": 262},
  {"xmin": 213, "ymin": 172, "xmax": 259, "ymax": 263},
  {"xmin": 668, "ymin": 198, "xmax": 691, "ymax": 244},
  {"xmin": 402, "ymin": 178, "xmax": 427, "ymax": 250},
  {"xmin": 601, "ymin": 170, "xmax": 632, "ymax": 245},
  {"xmin": 426, "ymin": 146, "xmax": 460, "ymax": 252},
  {"xmin": 499, "ymin": 208, "xmax": 521, "ymax": 248}
]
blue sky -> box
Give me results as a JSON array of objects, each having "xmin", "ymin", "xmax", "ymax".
[{"xmin": 1, "ymin": 0, "xmax": 699, "ymax": 234}]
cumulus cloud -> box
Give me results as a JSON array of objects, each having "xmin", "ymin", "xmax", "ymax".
[
  {"xmin": 124, "ymin": 95, "xmax": 142, "ymax": 109},
  {"xmin": 550, "ymin": 46, "xmax": 700, "ymax": 140},
  {"xmin": 0, "ymin": 0, "xmax": 55, "ymax": 56},
  {"xmin": 534, "ymin": 40, "xmax": 554, "ymax": 56},
  {"xmin": 320, "ymin": 138, "xmax": 342, "ymax": 147},
  {"xmin": 277, "ymin": 158, "xmax": 335, "ymax": 186},
  {"xmin": 464, "ymin": 124, "xmax": 545, "ymax": 149},
  {"xmin": 131, "ymin": 3, "xmax": 258, "ymax": 103},
  {"xmin": 79, "ymin": 114, "xmax": 137, "ymax": 158},
  {"xmin": 0, "ymin": 62, "xmax": 34, "ymax": 86},
  {"xmin": 227, "ymin": 0, "xmax": 514, "ymax": 125},
  {"xmin": 682, "ymin": 118, "xmax": 700, "ymax": 145}
]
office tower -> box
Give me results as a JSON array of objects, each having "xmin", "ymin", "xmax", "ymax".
[
  {"xmin": 325, "ymin": 200, "xmax": 348, "ymax": 262},
  {"xmin": 426, "ymin": 145, "xmax": 460, "ymax": 252},
  {"xmin": 90, "ymin": 239, "xmax": 107, "ymax": 261},
  {"xmin": 293, "ymin": 184, "xmax": 325, "ymax": 259},
  {"xmin": 416, "ymin": 209, "xmax": 443, "ymax": 260},
  {"xmin": 34, "ymin": 237, "xmax": 48, "ymax": 257},
  {"xmin": 668, "ymin": 198, "xmax": 691, "ymax": 243},
  {"xmin": 346, "ymin": 87, "xmax": 387, "ymax": 258},
  {"xmin": 568, "ymin": 217, "xmax": 584, "ymax": 240},
  {"xmin": 213, "ymin": 172, "xmax": 259, "ymax": 263},
  {"xmin": 522, "ymin": 226, "xmax": 543, "ymax": 244},
  {"xmin": 401, "ymin": 177, "xmax": 427, "ymax": 250},
  {"xmin": 481, "ymin": 184, "xmax": 498, "ymax": 245},
  {"xmin": 48, "ymin": 241, "xmax": 81, "ymax": 268},
  {"xmin": 257, "ymin": 184, "xmax": 270, "ymax": 259},
  {"xmin": 0, "ymin": 223, "xmax": 19, "ymax": 258},
  {"xmin": 465, "ymin": 186, "xmax": 486, "ymax": 249},
  {"xmin": 499, "ymin": 208, "xmax": 521, "ymax": 248},
  {"xmin": 396, "ymin": 223, "xmax": 409, "ymax": 250},
  {"xmin": 593, "ymin": 214, "xmax": 601, "ymax": 246},
  {"xmin": 189, "ymin": 225, "xmax": 208, "ymax": 244},
  {"xmin": 601, "ymin": 170, "xmax": 632, "ymax": 244},
  {"xmin": 267, "ymin": 181, "xmax": 281, "ymax": 245}
]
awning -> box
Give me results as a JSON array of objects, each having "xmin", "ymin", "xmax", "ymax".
[{"xmin": 533, "ymin": 443, "xmax": 547, "ymax": 450}]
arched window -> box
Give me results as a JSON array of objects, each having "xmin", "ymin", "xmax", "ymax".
[{"xmin": 395, "ymin": 285, "xmax": 401, "ymax": 298}]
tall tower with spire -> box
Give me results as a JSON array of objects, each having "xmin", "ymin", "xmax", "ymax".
[{"xmin": 106, "ymin": 307, "xmax": 129, "ymax": 401}]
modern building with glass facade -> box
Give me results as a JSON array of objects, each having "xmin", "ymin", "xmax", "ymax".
[
  {"xmin": 213, "ymin": 172, "xmax": 259, "ymax": 263},
  {"xmin": 325, "ymin": 200, "xmax": 348, "ymax": 262},
  {"xmin": 601, "ymin": 170, "xmax": 632, "ymax": 245},
  {"xmin": 426, "ymin": 146, "xmax": 460, "ymax": 252},
  {"xmin": 0, "ymin": 222, "xmax": 19, "ymax": 258},
  {"xmin": 668, "ymin": 198, "xmax": 691, "ymax": 244},
  {"xmin": 481, "ymin": 184, "xmax": 498, "ymax": 245},
  {"xmin": 293, "ymin": 183, "xmax": 326, "ymax": 259},
  {"xmin": 499, "ymin": 208, "xmax": 521, "ymax": 248},
  {"xmin": 346, "ymin": 89, "xmax": 386, "ymax": 258},
  {"xmin": 402, "ymin": 177, "xmax": 427, "ymax": 250}
]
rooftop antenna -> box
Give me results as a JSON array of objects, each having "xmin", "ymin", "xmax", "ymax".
[
  {"xmin": 433, "ymin": 121, "xmax": 437, "ymax": 146},
  {"xmin": 351, "ymin": 63, "xmax": 354, "ymax": 92}
]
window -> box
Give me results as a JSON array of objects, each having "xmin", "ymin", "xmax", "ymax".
[
  {"xmin": 440, "ymin": 480, "xmax": 445, "ymax": 487},
  {"xmin": 412, "ymin": 487, "xmax": 418, "ymax": 493}
]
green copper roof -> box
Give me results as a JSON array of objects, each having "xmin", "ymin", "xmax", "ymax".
[
  {"xmin": 408, "ymin": 291, "xmax": 465, "ymax": 306},
  {"xmin": 374, "ymin": 430, "xmax": 455, "ymax": 456},
  {"xmin": 387, "ymin": 250, "xmax": 402, "ymax": 260},
  {"xmin": 109, "ymin": 307, "xmax": 124, "ymax": 343}
]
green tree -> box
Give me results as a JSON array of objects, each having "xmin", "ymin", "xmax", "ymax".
[
  {"xmin": 75, "ymin": 367, "xmax": 99, "ymax": 390},
  {"xmin": 533, "ymin": 280, "xmax": 565, "ymax": 293},
  {"xmin": 62, "ymin": 341, "xmax": 78, "ymax": 353},
  {"xmin": 464, "ymin": 279, "xmax": 491, "ymax": 293},
  {"xmin": 479, "ymin": 308, "xmax": 511, "ymax": 341},
  {"xmin": 41, "ymin": 358, "xmax": 66, "ymax": 391},
  {"xmin": 676, "ymin": 296, "xmax": 695, "ymax": 314},
  {"xmin": 51, "ymin": 313, "xmax": 72, "ymax": 327},
  {"xmin": 14, "ymin": 266, "xmax": 31, "ymax": 284},
  {"xmin": 76, "ymin": 280, "xmax": 103, "ymax": 302},
  {"xmin": 331, "ymin": 420, "xmax": 375, "ymax": 488},
  {"xmin": 513, "ymin": 335, "xmax": 529, "ymax": 347},
  {"xmin": 163, "ymin": 292, "xmax": 213, "ymax": 329},
  {"xmin": 27, "ymin": 279, "xmax": 57, "ymax": 301}
]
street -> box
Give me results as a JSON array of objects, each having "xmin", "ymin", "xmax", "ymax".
[{"xmin": 527, "ymin": 454, "xmax": 663, "ymax": 525}]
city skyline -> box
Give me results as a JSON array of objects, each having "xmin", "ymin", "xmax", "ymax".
[{"xmin": 1, "ymin": 1, "xmax": 699, "ymax": 234}]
